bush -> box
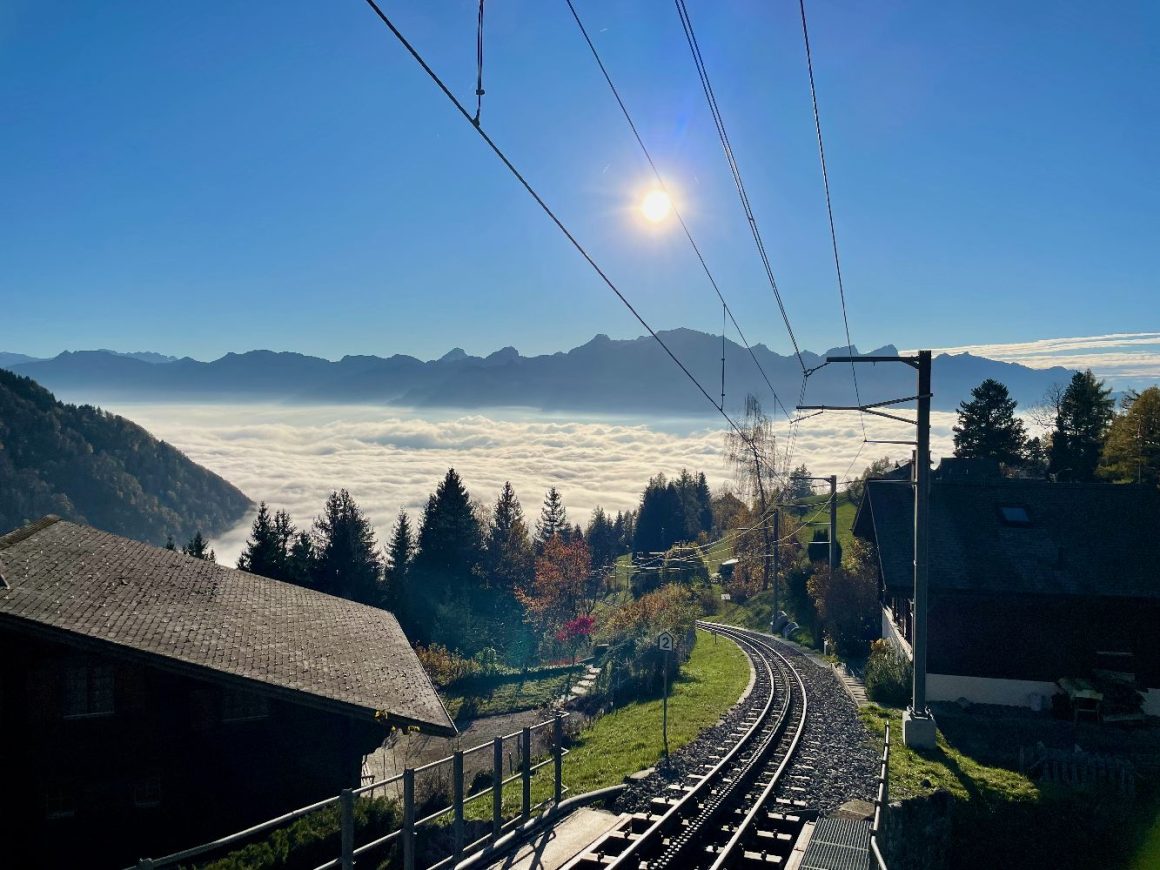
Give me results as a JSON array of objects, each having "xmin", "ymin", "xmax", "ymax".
[
  {"xmin": 864, "ymin": 639, "xmax": 912, "ymax": 706},
  {"xmin": 414, "ymin": 643, "xmax": 479, "ymax": 687}
]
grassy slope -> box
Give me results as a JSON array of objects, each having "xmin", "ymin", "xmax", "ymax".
[
  {"xmin": 440, "ymin": 666, "xmax": 585, "ymax": 720},
  {"xmin": 858, "ymin": 704, "xmax": 1037, "ymax": 802},
  {"xmin": 792, "ymin": 490, "xmax": 857, "ymax": 551},
  {"xmin": 1133, "ymin": 813, "xmax": 1160, "ymax": 869},
  {"xmin": 861, "ymin": 704, "xmax": 1159, "ymax": 869},
  {"xmin": 471, "ymin": 627, "xmax": 749, "ymax": 817}
]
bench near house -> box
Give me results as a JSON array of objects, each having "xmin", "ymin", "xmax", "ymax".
[
  {"xmin": 853, "ymin": 461, "xmax": 1160, "ymax": 716},
  {"xmin": 0, "ymin": 517, "xmax": 454, "ymax": 868}
]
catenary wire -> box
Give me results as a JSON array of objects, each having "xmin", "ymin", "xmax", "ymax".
[
  {"xmin": 564, "ymin": 0, "xmax": 793, "ymax": 423},
  {"xmin": 674, "ymin": 0, "xmax": 806, "ymax": 374},
  {"xmin": 797, "ymin": 0, "xmax": 866, "ymax": 440},
  {"xmin": 358, "ymin": 0, "xmax": 752, "ymax": 443}
]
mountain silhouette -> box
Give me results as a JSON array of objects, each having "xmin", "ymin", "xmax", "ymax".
[{"xmin": 2, "ymin": 331, "xmax": 1075, "ymax": 415}]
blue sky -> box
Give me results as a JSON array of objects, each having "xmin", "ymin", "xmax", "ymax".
[{"xmin": 1, "ymin": 1, "xmax": 1156, "ymax": 363}]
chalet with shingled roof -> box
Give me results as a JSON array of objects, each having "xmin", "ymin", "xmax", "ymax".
[
  {"xmin": 853, "ymin": 461, "xmax": 1160, "ymax": 715},
  {"xmin": 0, "ymin": 517, "xmax": 454, "ymax": 868}
]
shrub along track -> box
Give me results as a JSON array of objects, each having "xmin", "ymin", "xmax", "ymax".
[{"xmin": 563, "ymin": 622, "xmax": 816, "ymax": 869}]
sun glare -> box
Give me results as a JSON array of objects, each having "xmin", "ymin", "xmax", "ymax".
[{"xmin": 640, "ymin": 189, "xmax": 673, "ymax": 223}]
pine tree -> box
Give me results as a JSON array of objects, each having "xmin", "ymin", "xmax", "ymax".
[
  {"xmin": 413, "ymin": 469, "xmax": 484, "ymax": 598},
  {"xmin": 536, "ymin": 487, "xmax": 568, "ymax": 548},
  {"xmin": 286, "ymin": 530, "xmax": 315, "ymax": 588},
  {"xmin": 383, "ymin": 510, "xmax": 414, "ymax": 612},
  {"xmin": 312, "ymin": 489, "xmax": 381, "ymax": 604},
  {"xmin": 238, "ymin": 502, "xmax": 283, "ymax": 576},
  {"xmin": 586, "ymin": 506, "xmax": 618, "ymax": 569},
  {"xmin": 952, "ymin": 379, "xmax": 1027, "ymax": 466},
  {"xmin": 182, "ymin": 531, "xmax": 215, "ymax": 562},
  {"xmin": 1049, "ymin": 370, "xmax": 1115, "ymax": 481},
  {"xmin": 486, "ymin": 482, "xmax": 533, "ymax": 592}
]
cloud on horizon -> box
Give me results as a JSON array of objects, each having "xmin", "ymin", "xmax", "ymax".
[{"xmin": 913, "ymin": 332, "xmax": 1160, "ymax": 387}]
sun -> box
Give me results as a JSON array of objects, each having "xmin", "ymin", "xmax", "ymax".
[{"xmin": 640, "ymin": 189, "xmax": 673, "ymax": 223}]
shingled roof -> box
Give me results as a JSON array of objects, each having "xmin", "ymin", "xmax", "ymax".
[
  {"xmin": 0, "ymin": 518, "xmax": 455, "ymax": 736},
  {"xmin": 854, "ymin": 476, "xmax": 1160, "ymax": 599}
]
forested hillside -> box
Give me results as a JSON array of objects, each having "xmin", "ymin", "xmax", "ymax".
[{"xmin": 0, "ymin": 370, "xmax": 250, "ymax": 544}]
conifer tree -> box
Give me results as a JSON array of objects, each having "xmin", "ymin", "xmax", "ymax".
[
  {"xmin": 383, "ymin": 510, "xmax": 414, "ymax": 612},
  {"xmin": 1049, "ymin": 370, "xmax": 1115, "ymax": 481},
  {"xmin": 312, "ymin": 489, "xmax": 381, "ymax": 604},
  {"xmin": 952, "ymin": 379, "xmax": 1027, "ymax": 466},
  {"xmin": 536, "ymin": 487, "xmax": 568, "ymax": 548},
  {"xmin": 182, "ymin": 531, "xmax": 215, "ymax": 562},
  {"xmin": 486, "ymin": 482, "xmax": 533, "ymax": 592},
  {"xmin": 413, "ymin": 470, "xmax": 484, "ymax": 598}
]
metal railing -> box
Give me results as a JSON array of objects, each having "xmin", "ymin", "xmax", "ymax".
[
  {"xmin": 131, "ymin": 712, "xmax": 570, "ymax": 870},
  {"xmin": 869, "ymin": 722, "xmax": 891, "ymax": 870}
]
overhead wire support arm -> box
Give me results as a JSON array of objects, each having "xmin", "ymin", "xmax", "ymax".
[{"xmin": 797, "ymin": 350, "xmax": 936, "ymax": 749}]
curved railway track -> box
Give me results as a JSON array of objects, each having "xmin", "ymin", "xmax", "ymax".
[{"xmin": 564, "ymin": 622, "xmax": 814, "ymax": 869}]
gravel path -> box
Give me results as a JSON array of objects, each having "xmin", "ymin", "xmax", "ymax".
[{"xmin": 611, "ymin": 631, "xmax": 880, "ymax": 817}]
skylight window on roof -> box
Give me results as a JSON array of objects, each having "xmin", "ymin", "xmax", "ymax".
[{"xmin": 998, "ymin": 505, "xmax": 1031, "ymax": 526}]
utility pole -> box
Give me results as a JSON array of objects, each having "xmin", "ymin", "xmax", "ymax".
[
  {"xmin": 911, "ymin": 350, "xmax": 933, "ymax": 745},
  {"xmin": 799, "ymin": 350, "xmax": 936, "ymax": 749},
  {"xmin": 828, "ymin": 475, "xmax": 838, "ymax": 577}
]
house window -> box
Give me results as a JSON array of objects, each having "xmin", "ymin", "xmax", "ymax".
[
  {"xmin": 997, "ymin": 505, "xmax": 1032, "ymax": 527},
  {"xmin": 222, "ymin": 688, "xmax": 269, "ymax": 722},
  {"xmin": 133, "ymin": 775, "xmax": 163, "ymax": 809},
  {"xmin": 62, "ymin": 664, "xmax": 115, "ymax": 719}
]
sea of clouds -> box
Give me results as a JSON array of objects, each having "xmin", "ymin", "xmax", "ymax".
[{"xmin": 93, "ymin": 402, "xmax": 968, "ymax": 566}]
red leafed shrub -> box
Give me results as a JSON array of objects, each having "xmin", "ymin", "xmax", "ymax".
[{"xmin": 555, "ymin": 614, "xmax": 596, "ymax": 644}]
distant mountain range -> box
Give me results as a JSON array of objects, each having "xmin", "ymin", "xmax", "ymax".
[
  {"xmin": 1, "ymin": 330, "xmax": 1077, "ymax": 415},
  {"xmin": 0, "ymin": 369, "xmax": 251, "ymax": 544}
]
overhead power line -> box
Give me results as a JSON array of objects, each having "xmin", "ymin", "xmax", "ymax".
[
  {"xmin": 674, "ymin": 0, "xmax": 806, "ymax": 374},
  {"xmin": 796, "ymin": 0, "xmax": 866, "ymax": 440},
  {"xmin": 359, "ymin": 0, "xmax": 750, "ymax": 442},
  {"xmin": 564, "ymin": 0, "xmax": 792, "ymax": 423}
]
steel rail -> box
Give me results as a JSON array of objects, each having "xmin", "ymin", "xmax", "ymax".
[
  {"xmin": 707, "ymin": 627, "xmax": 810, "ymax": 868},
  {"xmin": 571, "ymin": 622, "xmax": 808, "ymax": 870},
  {"xmin": 597, "ymin": 625, "xmax": 781, "ymax": 868}
]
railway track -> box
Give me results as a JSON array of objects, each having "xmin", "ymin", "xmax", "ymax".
[{"xmin": 564, "ymin": 622, "xmax": 812, "ymax": 869}]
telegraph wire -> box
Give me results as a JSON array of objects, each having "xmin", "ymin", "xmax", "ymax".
[
  {"xmin": 674, "ymin": 0, "xmax": 806, "ymax": 374},
  {"xmin": 797, "ymin": 0, "xmax": 866, "ymax": 440},
  {"xmin": 359, "ymin": 0, "xmax": 751, "ymax": 442},
  {"xmin": 564, "ymin": 0, "xmax": 793, "ymax": 423}
]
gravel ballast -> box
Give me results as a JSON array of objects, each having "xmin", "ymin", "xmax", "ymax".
[{"xmin": 612, "ymin": 630, "xmax": 881, "ymax": 817}]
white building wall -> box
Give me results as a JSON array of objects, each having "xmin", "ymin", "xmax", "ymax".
[
  {"xmin": 880, "ymin": 607, "xmax": 912, "ymax": 659},
  {"xmin": 927, "ymin": 673, "xmax": 1057, "ymax": 710}
]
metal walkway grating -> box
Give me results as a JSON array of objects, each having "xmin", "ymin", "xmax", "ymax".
[{"xmin": 799, "ymin": 817, "xmax": 872, "ymax": 870}]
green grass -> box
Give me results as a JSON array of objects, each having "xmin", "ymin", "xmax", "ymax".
[
  {"xmin": 858, "ymin": 704, "xmax": 1038, "ymax": 803},
  {"xmin": 704, "ymin": 589, "xmax": 819, "ymax": 649},
  {"xmin": 468, "ymin": 627, "xmax": 749, "ymax": 818},
  {"xmin": 860, "ymin": 704, "xmax": 1160, "ymax": 869},
  {"xmin": 701, "ymin": 536, "xmax": 734, "ymax": 575},
  {"xmin": 792, "ymin": 491, "xmax": 857, "ymax": 552},
  {"xmin": 1132, "ymin": 812, "xmax": 1160, "ymax": 869},
  {"xmin": 440, "ymin": 665, "xmax": 584, "ymax": 720}
]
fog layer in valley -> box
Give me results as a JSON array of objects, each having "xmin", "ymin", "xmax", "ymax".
[{"xmin": 88, "ymin": 402, "xmax": 965, "ymax": 566}]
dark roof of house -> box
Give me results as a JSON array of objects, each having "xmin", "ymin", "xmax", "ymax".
[
  {"xmin": 0, "ymin": 518, "xmax": 455, "ymax": 735},
  {"xmin": 853, "ymin": 477, "xmax": 1160, "ymax": 599}
]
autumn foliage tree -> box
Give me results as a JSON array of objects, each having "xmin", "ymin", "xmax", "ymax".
[
  {"xmin": 518, "ymin": 535, "xmax": 594, "ymax": 658},
  {"xmin": 806, "ymin": 537, "xmax": 879, "ymax": 656}
]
